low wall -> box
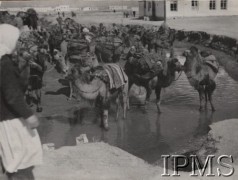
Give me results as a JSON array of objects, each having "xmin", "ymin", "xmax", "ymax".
[{"xmin": 173, "ymin": 29, "xmax": 238, "ymax": 60}]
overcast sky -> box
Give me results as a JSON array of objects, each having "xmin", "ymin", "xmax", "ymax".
[{"xmin": 0, "ymin": 0, "xmax": 139, "ymax": 7}]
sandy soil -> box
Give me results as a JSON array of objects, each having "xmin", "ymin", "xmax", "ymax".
[{"xmin": 34, "ymin": 143, "xmax": 160, "ymax": 180}]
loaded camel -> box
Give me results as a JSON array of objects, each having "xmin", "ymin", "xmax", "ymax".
[
  {"xmin": 68, "ymin": 63, "xmax": 129, "ymax": 131},
  {"xmin": 183, "ymin": 46, "xmax": 219, "ymax": 111},
  {"xmin": 125, "ymin": 48, "xmax": 182, "ymax": 113}
]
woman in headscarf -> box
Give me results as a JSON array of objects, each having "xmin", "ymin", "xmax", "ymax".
[{"xmin": 0, "ymin": 24, "xmax": 42, "ymax": 180}]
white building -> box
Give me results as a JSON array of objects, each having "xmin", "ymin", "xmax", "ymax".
[
  {"xmin": 34, "ymin": 7, "xmax": 54, "ymax": 13},
  {"xmin": 139, "ymin": 0, "xmax": 238, "ymax": 19},
  {"xmin": 131, "ymin": 7, "xmax": 139, "ymax": 12},
  {"xmin": 109, "ymin": 5, "xmax": 128, "ymax": 10},
  {"xmin": 70, "ymin": 7, "xmax": 82, "ymax": 12},
  {"xmin": 5, "ymin": 7, "xmax": 23, "ymax": 12},
  {"xmin": 82, "ymin": 7, "xmax": 99, "ymax": 11},
  {"xmin": 54, "ymin": 5, "xmax": 70, "ymax": 12}
]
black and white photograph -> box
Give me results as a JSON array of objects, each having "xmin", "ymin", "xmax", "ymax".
[{"xmin": 0, "ymin": 0, "xmax": 238, "ymax": 179}]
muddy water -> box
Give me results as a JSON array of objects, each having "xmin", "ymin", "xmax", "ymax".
[{"xmin": 38, "ymin": 55, "xmax": 238, "ymax": 164}]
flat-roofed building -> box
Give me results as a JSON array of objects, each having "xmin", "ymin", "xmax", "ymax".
[{"xmin": 139, "ymin": 0, "xmax": 238, "ymax": 20}]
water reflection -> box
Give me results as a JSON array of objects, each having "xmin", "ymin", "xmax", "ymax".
[
  {"xmin": 38, "ymin": 64, "xmax": 238, "ymax": 163},
  {"xmin": 194, "ymin": 111, "xmax": 213, "ymax": 137}
]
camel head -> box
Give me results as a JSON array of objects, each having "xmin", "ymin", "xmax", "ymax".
[
  {"xmin": 53, "ymin": 49, "xmax": 69, "ymax": 74},
  {"xmin": 183, "ymin": 46, "xmax": 200, "ymax": 57},
  {"xmin": 79, "ymin": 53, "xmax": 99, "ymax": 69},
  {"xmin": 182, "ymin": 46, "xmax": 205, "ymax": 72},
  {"xmin": 167, "ymin": 57, "xmax": 183, "ymax": 73},
  {"xmin": 183, "ymin": 46, "xmax": 201, "ymax": 64}
]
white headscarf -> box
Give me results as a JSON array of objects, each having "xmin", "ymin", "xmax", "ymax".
[{"xmin": 0, "ymin": 24, "xmax": 20, "ymax": 59}]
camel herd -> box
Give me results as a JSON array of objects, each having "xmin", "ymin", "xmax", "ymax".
[{"xmin": 0, "ymin": 10, "xmax": 220, "ymax": 130}]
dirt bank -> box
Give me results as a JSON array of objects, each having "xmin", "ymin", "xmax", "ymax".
[
  {"xmin": 34, "ymin": 118, "xmax": 238, "ymax": 180},
  {"xmin": 33, "ymin": 142, "xmax": 160, "ymax": 180},
  {"xmin": 1, "ymin": 119, "xmax": 238, "ymax": 180},
  {"xmin": 152, "ymin": 119, "xmax": 238, "ymax": 180},
  {"xmin": 195, "ymin": 119, "xmax": 238, "ymax": 180}
]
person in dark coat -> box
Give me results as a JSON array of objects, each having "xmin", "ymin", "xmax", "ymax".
[
  {"xmin": 0, "ymin": 24, "xmax": 42, "ymax": 180},
  {"xmin": 27, "ymin": 45, "xmax": 48, "ymax": 112}
]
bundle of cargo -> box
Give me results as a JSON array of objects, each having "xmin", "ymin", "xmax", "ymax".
[
  {"xmin": 67, "ymin": 39, "xmax": 89, "ymax": 63},
  {"xmin": 95, "ymin": 36, "xmax": 124, "ymax": 63},
  {"xmin": 129, "ymin": 84, "xmax": 147, "ymax": 106}
]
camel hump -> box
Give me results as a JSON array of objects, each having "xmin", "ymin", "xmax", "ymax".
[{"xmin": 203, "ymin": 55, "xmax": 219, "ymax": 73}]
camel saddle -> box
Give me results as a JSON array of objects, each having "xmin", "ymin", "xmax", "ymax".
[{"xmin": 92, "ymin": 64, "xmax": 127, "ymax": 90}]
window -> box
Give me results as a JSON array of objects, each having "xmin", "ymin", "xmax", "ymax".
[
  {"xmin": 170, "ymin": 1, "xmax": 178, "ymax": 11},
  {"xmin": 191, "ymin": 0, "xmax": 199, "ymax": 10},
  {"xmin": 148, "ymin": 2, "xmax": 151, "ymax": 11},
  {"xmin": 221, "ymin": 0, "xmax": 227, "ymax": 9},
  {"xmin": 209, "ymin": 0, "xmax": 216, "ymax": 10}
]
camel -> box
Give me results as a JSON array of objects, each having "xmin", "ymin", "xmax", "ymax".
[
  {"xmin": 183, "ymin": 46, "xmax": 219, "ymax": 111},
  {"xmin": 69, "ymin": 64, "xmax": 129, "ymax": 130},
  {"xmin": 53, "ymin": 49, "xmax": 99, "ymax": 101},
  {"xmin": 125, "ymin": 50, "xmax": 182, "ymax": 113},
  {"xmin": 95, "ymin": 36, "xmax": 125, "ymax": 63}
]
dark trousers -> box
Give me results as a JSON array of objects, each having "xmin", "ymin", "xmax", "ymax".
[{"xmin": 6, "ymin": 167, "xmax": 35, "ymax": 180}]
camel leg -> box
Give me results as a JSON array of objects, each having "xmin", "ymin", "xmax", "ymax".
[
  {"xmin": 120, "ymin": 92, "xmax": 128, "ymax": 119},
  {"xmin": 208, "ymin": 81, "xmax": 216, "ymax": 112},
  {"xmin": 123, "ymin": 81, "xmax": 129, "ymax": 117},
  {"xmin": 126, "ymin": 80, "xmax": 134, "ymax": 110},
  {"xmin": 123, "ymin": 95, "xmax": 128, "ymax": 119},
  {"xmin": 94, "ymin": 107, "xmax": 101, "ymax": 124},
  {"xmin": 36, "ymin": 89, "xmax": 43, "ymax": 112},
  {"xmin": 101, "ymin": 92, "xmax": 110, "ymax": 130},
  {"xmin": 145, "ymin": 84, "xmax": 152, "ymax": 102},
  {"xmin": 68, "ymin": 81, "xmax": 73, "ymax": 101},
  {"xmin": 94, "ymin": 96, "xmax": 102, "ymax": 124},
  {"xmin": 208, "ymin": 93, "xmax": 215, "ymax": 112},
  {"xmin": 155, "ymin": 86, "xmax": 162, "ymax": 114},
  {"xmin": 198, "ymin": 91, "xmax": 203, "ymax": 111},
  {"xmin": 198, "ymin": 89, "xmax": 205, "ymax": 111},
  {"xmin": 79, "ymin": 108, "xmax": 86, "ymax": 125},
  {"xmin": 102, "ymin": 109, "xmax": 109, "ymax": 131},
  {"xmin": 115, "ymin": 96, "xmax": 120, "ymax": 121},
  {"xmin": 126, "ymin": 96, "xmax": 130, "ymax": 110},
  {"xmin": 204, "ymin": 87, "xmax": 208, "ymax": 110}
]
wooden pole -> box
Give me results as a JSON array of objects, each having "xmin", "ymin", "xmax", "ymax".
[
  {"xmin": 164, "ymin": 0, "xmax": 166, "ymax": 22},
  {"xmin": 121, "ymin": 0, "xmax": 124, "ymax": 25}
]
